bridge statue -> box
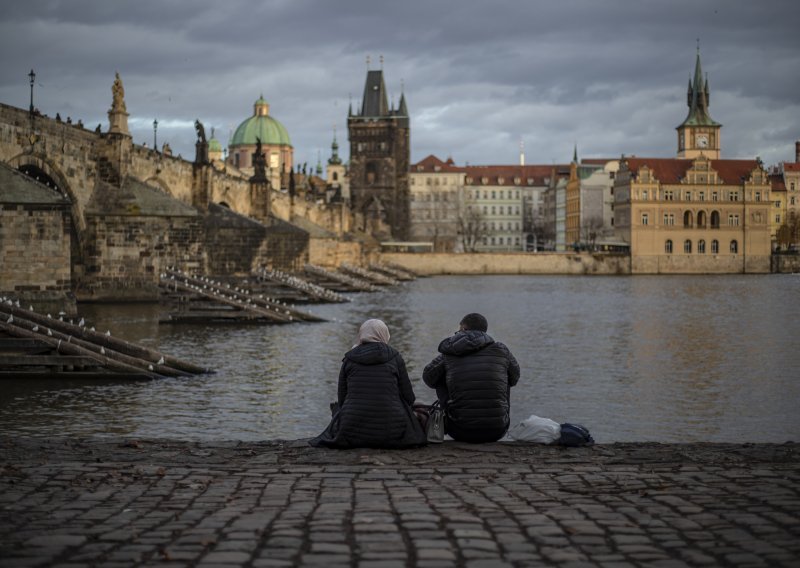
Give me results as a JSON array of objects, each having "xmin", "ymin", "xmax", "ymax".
[
  {"xmin": 111, "ymin": 72, "xmax": 126, "ymax": 112},
  {"xmin": 194, "ymin": 120, "xmax": 206, "ymax": 144}
]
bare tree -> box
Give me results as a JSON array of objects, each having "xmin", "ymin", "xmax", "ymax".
[
  {"xmin": 458, "ymin": 204, "xmax": 487, "ymax": 253},
  {"xmin": 580, "ymin": 215, "xmax": 604, "ymax": 251}
]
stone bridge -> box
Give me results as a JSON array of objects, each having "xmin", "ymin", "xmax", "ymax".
[{"xmin": 0, "ymin": 77, "xmax": 358, "ymax": 303}]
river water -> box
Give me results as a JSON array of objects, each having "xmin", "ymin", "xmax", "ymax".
[{"xmin": 1, "ymin": 275, "xmax": 799, "ymax": 443}]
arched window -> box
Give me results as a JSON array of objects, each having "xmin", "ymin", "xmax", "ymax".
[
  {"xmin": 730, "ymin": 240, "xmax": 738, "ymax": 254},
  {"xmin": 332, "ymin": 172, "xmax": 338, "ymax": 181},
  {"xmin": 683, "ymin": 211, "xmax": 693, "ymax": 227},
  {"xmin": 697, "ymin": 210, "xmax": 707, "ymax": 228},
  {"xmin": 684, "ymin": 240, "xmax": 692, "ymax": 253},
  {"xmin": 710, "ymin": 210, "xmax": 720, "ymax": 228},
  {"xmin": 665, "ymin": 239, "xmax": 673, "ymax": 254},
  {"xmin": 711, "ymin": 239, "xmax": 719, "ymax": 254},
  {"xmin": 698, "ymin": 239, "xmax": 706, "ymax": 254}
]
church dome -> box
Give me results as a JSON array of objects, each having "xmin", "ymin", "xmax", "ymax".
[
  {"xmin": 208, "ymin": 136, "xmax": 222, "ymax": 153},
  {"xmin": 230, "ymin": 96, "xmax": 292, "ymax": 147}
]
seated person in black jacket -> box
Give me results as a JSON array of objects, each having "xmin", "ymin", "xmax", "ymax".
[
  {"xmin": 423, "ymin": 313, "xmax": 520, "ymax": 443},
  {"xmin": 310, "ymin": 319, "xmax": 427, "ymax": 449}
]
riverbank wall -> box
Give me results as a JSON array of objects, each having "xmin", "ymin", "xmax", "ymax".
[
  {"xmin": 380, "ymin": 252, "xmax": 631, "ymax": 275},
  {"xmin": 773, "ymin": 254, "xmax": 800, "ymax": 273}
]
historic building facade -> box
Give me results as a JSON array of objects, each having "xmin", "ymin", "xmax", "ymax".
[
  {"xmin": 613, "ymin": 49, "xmax": 772, "ymax": 273},
  {"xmin": 347, "ymin": 68, "xmax": 410, "ymax": 240},
  {"xmin": 565, "ymin": 155, "xmax": 619, "ymax": 249},
  {"xmin": 409, "ymin": 155, "xmax": 465, "ymax": 251}
]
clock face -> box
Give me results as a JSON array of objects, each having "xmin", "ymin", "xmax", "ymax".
[{"xmin": 697, "ymin": 134, "xmax": 709, "ymax": 148}]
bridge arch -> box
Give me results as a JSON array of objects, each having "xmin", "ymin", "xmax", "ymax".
[{"xmin": 7, "ymin": 153, "xmax": 85, "ymax": 233}]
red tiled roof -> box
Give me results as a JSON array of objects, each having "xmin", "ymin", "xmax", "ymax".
[
  {"xmin": 624, "ymin": 157, "xmax": 760, "ymax": 185},
  {"xmin": 771, "ymin": 174, "xmax": 787, "ymax": 192},
  {"xmin": 581, "ymin": 158, "xmax": 616, "ymax": 165},
  {"xmin": 784, "ymin": 162, "xmax": 800, "ymax": 172},
  {"xmin": 411, "ymin": 155, "xmax": 465, "ymax": 173}
]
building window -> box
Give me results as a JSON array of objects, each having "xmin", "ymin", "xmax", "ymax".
[
  {"xmin": 710, "ymin": 211, "xmax": 720, "ymax": 228},
  {"xmin": 641, "ymin": 213, "xmax": 649, "ymax": 226},
  {"xmin": 642, "ymin": 190, "xmax": 648, "ymax": 200},
  {"xmin": 686, "ymin": 191, "xmax": 692, "ymax": 201},
  {"xmin": 775, "ymin": 201, "xmax": 781, "ymax": 208},
  {"xmin": 683, "ymin": 211, "xmax": 693, "ymax": 227},
  {"xmin": 492, "ymin": 191, "xmax": 496, "ymax": 199},
  {"xmin": 663, "ymin": 213, "xmax": 675, "ymax": 226},
  {"xmin": 697, "ymin": 210, "xmax": 707, "ymax": 227},
  {"xmin": 776, "ymin": 214, "xmax": 781, "ymax": 223},
  {"xmin": 698, "ymin": 239, "xmax": 706, "ymax": 253},
  {"xmin": 791, "ymin": 182, "xmax": 796, "ymax": 191},
  {"xmin": 755, "ymin": 191, "xmax": 761, "ymax": 202},
  {"xmin": 791, "ymin": 197, "xmax": 796, "ymax": 205},
  {"xmin": 730, "ymin": 240, "xmax": 738, "ymax": 254},
  {"xmin": 699, "ymin": 191, "xmax": 705, "ymax": 201},
  {"xmin": 728, "ymin": 214, "xmax": 740, "ymax": 226},
  {"xmin": 684, "ymin": 239, "xmax": 692, "ymax": 253},
  {"xmin": 665, "ymin": 239, "xmax": 673, "ymax": 254},
  {"xmin": 665, "ymin": 190, "xmax": 674, "ymax": 201},
  {"xmin": 712, "ymin": 192, "xmax": 718, "ymax": 201},
  {"xmin": 491, "ymin": 206, "xmax": 496, "ymax": 214},
  {"xmin": 711, "ymin": 239, "xmax": 719, "ymax": 254},
  {"xmin": 491, "ymin": 237, "xmax": 496, "ymax": 245},
  {"xmin": 499, "ymin": 206, "xmax": 504, "ymax": 214},
  {"xmin": 730, "ymin": 191, "xmax": 739, "ymax": 202}
]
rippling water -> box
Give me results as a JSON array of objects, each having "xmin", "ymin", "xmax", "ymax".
[{"xmin": 1, "ymin": 274, "xmax": 799, "ymax": 443}]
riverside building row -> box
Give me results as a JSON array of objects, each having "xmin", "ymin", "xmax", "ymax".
[{"xmin": 403, "ymin": 48, "xmax": 798, "ymax": 273}]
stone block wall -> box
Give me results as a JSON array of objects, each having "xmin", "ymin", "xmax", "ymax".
[
  {"xmin": 380, "ymin": 252, "xmax": 631, "ymax": 275},
  {"xmin": 308, "ymin": 238, "xmax": 363, "ymax": 268},
  {"xmin": 204, "ymin": 205, "xmax": 309, "ymax": 275},
  {"xmin": 0, "ymin": 205, "xmax": 71, "ymax": 292},
  {"xmin": 79, "ymin": 214, "xmax": 204, "ymax": 301}
]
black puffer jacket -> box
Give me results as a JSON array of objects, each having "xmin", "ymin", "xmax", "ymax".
[
  {"xmin": 423, "ymin": 331, "xmax": 520, "ymax": 438},
  {"xmin": 311, "ymin": 342, "xmax": 427, "ymax": 449}
]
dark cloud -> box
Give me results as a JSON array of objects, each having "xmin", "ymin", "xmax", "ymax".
[{"xmin": 1, "ymin": 0, "xmax": 798, "ymax": 167}]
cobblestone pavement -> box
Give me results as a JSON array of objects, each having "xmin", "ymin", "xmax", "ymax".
[{"xmin": 1, "ymin": 438, "xmax": 799, "ymax": 567}]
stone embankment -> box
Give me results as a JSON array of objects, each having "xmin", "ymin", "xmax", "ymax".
[{"xmin": 1, "ymin": 438, "xmax": 798, "ymax": 567}]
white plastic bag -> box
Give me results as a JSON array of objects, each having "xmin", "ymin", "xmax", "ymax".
[{"xmin": 508, "ymin": 414, "xmax": 561, "ymax": 443}]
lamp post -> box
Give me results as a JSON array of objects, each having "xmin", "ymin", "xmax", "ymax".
[
  {"xmin": 28, "ymin": 69, "xmax": 35, "ymax": 116},
  {"xmin": 153, "ymin": 118, "xmax": 158, "ymax": 151}
]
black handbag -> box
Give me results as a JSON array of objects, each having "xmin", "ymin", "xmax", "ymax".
[{"xmin": 426, "ymin": 401, "xmax": 445, "ymax": 443}]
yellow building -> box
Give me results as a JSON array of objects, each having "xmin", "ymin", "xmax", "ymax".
[
  {"xmin": 614, "ymin": 49, "xmax": 772, "ymax": 273},
  {"xmin": 565, "ymin": 149, "xmax": 580, "ymax": 247}
]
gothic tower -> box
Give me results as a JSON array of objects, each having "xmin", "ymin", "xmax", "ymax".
[
  {"xmin": 677, "ymin": 47, "xmax": 721, "ymax": 159},
  {"xmin": 347, "ymin": 66, "xmax": 410, "ymax": 239}
]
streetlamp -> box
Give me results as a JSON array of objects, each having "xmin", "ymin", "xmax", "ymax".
[
  {"xmin": 153, "ymin": 118, "xmax": 158, "ymax": 151},
  {"xmin": 28, "ymin": 69, "xmax": 35, "ymax": 115}
]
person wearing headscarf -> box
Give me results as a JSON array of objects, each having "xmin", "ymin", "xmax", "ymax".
[{"xmin": 310, "ymin": 319, "xmax": 427, "ymax": 449}]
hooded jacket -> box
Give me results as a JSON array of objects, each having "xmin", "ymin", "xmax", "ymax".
[
  {"xmin": 423, "ymin": 330, "xmax": 520, "ymax": 436},
  {"xmin": 311, "ymin": 342, "xmax": 427, "ymax": 449}
]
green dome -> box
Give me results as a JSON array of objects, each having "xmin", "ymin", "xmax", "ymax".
[
  {"xmin": 230, "ymin": 97, "xmax": 292, "ymax": 147},
  {"xmin": 208, "ymin": 137, "xmax": 222, "ymax": 152}
]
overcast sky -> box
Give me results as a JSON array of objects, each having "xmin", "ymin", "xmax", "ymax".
[{"xmin": 1, "ymin": 1, "xmax": 798, "ymax": 170}]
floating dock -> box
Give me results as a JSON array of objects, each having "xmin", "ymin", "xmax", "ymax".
[
  {"xmin": 0, "ymin": 298, "xmax": 210, "ymax": 379},
  {"xmin": 159, "ymin": 269, "xmax": 327, "ymax": 324}
]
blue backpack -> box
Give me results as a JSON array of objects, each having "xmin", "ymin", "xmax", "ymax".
[{"xmin": 558, "ymin": 423, "xmax": 595, "ymax": 447}]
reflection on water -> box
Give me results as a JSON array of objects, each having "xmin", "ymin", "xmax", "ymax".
[{"xmin": 1, "ymin": 275, "xmax": 799, "ymax": 443}]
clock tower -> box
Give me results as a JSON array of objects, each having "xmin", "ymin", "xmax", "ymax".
[{"xmin": 677, "ymin": 47, "xmax": 721, "ymax": 159}]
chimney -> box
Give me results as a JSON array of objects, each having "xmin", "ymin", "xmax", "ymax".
[{"xmin": 795, "ymin": 140, "xmax": 800, "ymax": 163}]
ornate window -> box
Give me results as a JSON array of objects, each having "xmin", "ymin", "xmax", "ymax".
[
  {"xmin": 665, "ymin": 239, "xmax": 673, "ymax": 254},
  {"xmin": 730, "ymin": 240, "xmax": 738, "ymax": 254},
  {"xmin": 641, "ymin": 213, "xmax": 649, "ymax": 226},
  {"xmin": 698, "ymin": 239, "xmax": 706, "ymax": 253},
  {"xmin": 711, "ymin": 239, "xmax": 719, "ymax": 254},
  {"xmin": 683, "ymin": 211, "xmax": 693, "ymax": 227},
  {"xmin": 710, "ymin": 211, "xmax": 720, "ymax": 228},
  {"xmin": 684, "ymin": 240, "xmax": 692, "ymax": 253},
  {"xmin": 697, "ymin": 210, "xmax": 707, "ymax": 227}
]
